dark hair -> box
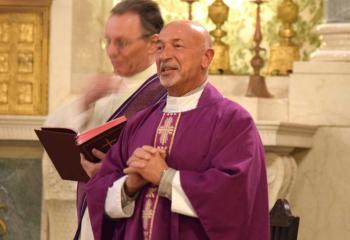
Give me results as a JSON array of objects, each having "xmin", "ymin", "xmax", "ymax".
[{"xmin": 111, "ymin": 0, "xmax": 164, "ymax": 36}]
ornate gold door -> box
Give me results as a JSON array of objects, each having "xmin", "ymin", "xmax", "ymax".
[{"xmin": 0, "ymin": 3, "xmax": 49, "ymax": 115}]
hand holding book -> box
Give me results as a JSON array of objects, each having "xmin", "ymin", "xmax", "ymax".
[
  {"xmin": 35, "ymin": 116, "xmax": 127, "ymax": 182},
  {"xmin": 80, "ymin": 149, "xmax": 105, "ymax": 178}
]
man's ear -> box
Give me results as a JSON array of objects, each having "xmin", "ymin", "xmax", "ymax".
[
  {"xmin": 148, "ymin": 34, "xmax": 159, "ymax": 54},
  {"xmin": 201, "ymin": 48, "xmax": 214, "ymax": 69}
]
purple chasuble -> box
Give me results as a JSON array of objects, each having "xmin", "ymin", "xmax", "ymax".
[
  {"xmin": 74, "ymin": 74, "xmax": 166, "ymax": 238},
  {"xmin": 86, "ymin": 83, "xmax": 269, "ymax": 240}
]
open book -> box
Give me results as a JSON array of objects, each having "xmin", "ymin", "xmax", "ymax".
[{"xmin": 35, "ymin": 116, "xmax": 127, "ymax": 182}]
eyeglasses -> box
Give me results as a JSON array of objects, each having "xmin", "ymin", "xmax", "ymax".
[{"xmin": 104, "ymin": 34, "xmax": 150, "ymax": 51}]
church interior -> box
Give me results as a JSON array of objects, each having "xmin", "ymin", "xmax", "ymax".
[{"xmin": 0, "ymin": 0, "xmax": 349, "ymax": 239}]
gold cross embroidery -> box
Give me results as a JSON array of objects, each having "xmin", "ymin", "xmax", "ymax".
[
  {"xmin": 142, "ymin": 199, "xmax": 154, "ymax": 230},
  {"xmin": 157, "ymin": 117, "xmax": 175, "ymax": 145}
]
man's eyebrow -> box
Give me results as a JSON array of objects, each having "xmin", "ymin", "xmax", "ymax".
[
  {"xmin": 155, "ymin": 38, "xmax": 185, "ymax": 47},
  {"xmin": 172, "ymin": 39, "xmax": 183, "ymax": 43}
]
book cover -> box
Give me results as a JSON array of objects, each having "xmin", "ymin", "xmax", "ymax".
[{"xmin": 35, "ymin": 116, "xmax": 127, "ymax": 182}]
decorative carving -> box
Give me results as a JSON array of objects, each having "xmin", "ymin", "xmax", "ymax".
[
  {"xmin": 208, "ymin": 0, "xmax": 232, "ymax": 74},
  {"xmin": 0, "ymin": 9, "xmax": 49, "ymax": 115},
  {"xmin": 0, "ymin": 23, "xmax": 9, "ymax": 42},
  {"xmin": 17, "ymin": 52, "xmax": 33, "ymax": 73},
  {"xmin": 18, "ymin": 23, "xmax": 34, "ymax": 43},
  {"xmin": 266, "ymin": 153, "xmax": 298, "ymax": 210},
  {"xmin": 17, "ymin": 83, "xmax": 32, "ymax": 104},
  {"xmin": 0, "ymin": 53, "xmax": 8, "ymax": 72},
  {"xmin": 0, "ymin": 82, "xmax": 8, "ymax": 103},
  {"xmin": 0, "ymin": 203, "xmax": 7, "ymax": 237}
]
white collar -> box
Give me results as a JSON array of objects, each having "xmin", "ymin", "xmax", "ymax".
[
  {"xmin": 124, "ymin": 63, "xmax": 157, "ymax": 86},
  {"xmin": 163, "ymin": 81, "xmax": 207, "ymax": 113}
]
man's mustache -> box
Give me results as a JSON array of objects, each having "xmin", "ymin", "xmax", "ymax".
[{"xmin": 159, "ymin": 61, "xmax": 179, "ymax": 72}]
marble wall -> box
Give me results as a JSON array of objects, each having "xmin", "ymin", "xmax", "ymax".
[
  {"xmin": 326, "ymin": 0, "xmax": 350, "ymax": 23},
  {"xmin": 0, "ymin": 158, "xmax": 41, "ymax": 240},
  {"xmin": 288, "ymin": 61, "xmax": 350, "ymax": 240},
  {"xmin": 291, "ymin": 128, "xmax": 350, "ymax": 239},
  {"xmin": 289, "ymin": 62, "xmax": 350, "ymax": 126}
]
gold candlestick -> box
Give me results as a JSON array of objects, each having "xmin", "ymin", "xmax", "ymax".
[
  {"xmin": 267, "ymin": 0, "xmax": 300, "ymax": 75},
  {"xmin": 181, "ymin": 0, "xmax": 198, "ymax": 20},
  {"xmin": 208, "ymin": 0, "xmax": 232, "ymax": 74},
  {"xmin": 246, "ymin": 0, "xmax": 272, "ymax": 98}
]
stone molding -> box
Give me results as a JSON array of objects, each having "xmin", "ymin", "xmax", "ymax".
[
  {"xmin": 257, "ymin": 121, "xmax": 317, "ymax": 209},
  {"xmin": 0, "ymin": 115, "xmax": 46, "ymax": 140},
  {"xmin": 311, "ymin": 23, "xmax": 350, "ymax": 61},
  {"xmin": 257, "ymin": 121, "xmax": 318, "ymax": 154},
  {"xmin": 0, "ymin": 115, "xmax": 45, "ymax": 159}
]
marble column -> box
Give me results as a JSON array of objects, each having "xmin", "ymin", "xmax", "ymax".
[
  {"xmin": 311, "ymin": 0, "xmax": 350, "ymax": 61},
  {"xmin": 325, "ymin": 0, "xmax": 350, "ymax": 23}
]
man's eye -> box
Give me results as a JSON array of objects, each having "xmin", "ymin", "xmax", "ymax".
[
  {"xmin": 115, "ymin": 40, "xmax": 128, "ymax": 49},
  {"xmin": 174, "ymin": 44, "xmax": 183, "ymax": 49},
  {"xmin": 156, "ymin": 45, "xmax": 164, "ymax": 51}
]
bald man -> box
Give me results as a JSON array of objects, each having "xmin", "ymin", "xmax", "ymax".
[{"xmin": 85, "ymin": 21, "xmax": 269, "ymax": 240}]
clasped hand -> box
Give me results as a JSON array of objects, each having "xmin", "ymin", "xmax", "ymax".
[{"xmin": 123, "ymin": 145, "xmax": 168, "ymax": 195}]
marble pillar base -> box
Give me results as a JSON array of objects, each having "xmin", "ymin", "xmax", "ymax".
[
  {"xmin": 311, "ymin": 23, "xmax": 350, "ymax": 61},
  {"xmin": 290, "ymin": 61, "xmax": 350, "ymax": 125}
]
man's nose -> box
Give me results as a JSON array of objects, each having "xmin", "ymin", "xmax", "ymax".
[
  {"xmin": 158, "ymin": 45, "xmax": 172, "ymax": 60},
  {"xmin": 106, "ymin": 43, "xmax": 120, "ymax": 57}
]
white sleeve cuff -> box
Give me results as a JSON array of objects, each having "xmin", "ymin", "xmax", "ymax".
[
  {"xmin": 171, "ymin": 171, "xmax": 198, "ymax": 218},
  {"xmin": 105, "ymin": 175, "xmax": 135, "ymax": 218}
]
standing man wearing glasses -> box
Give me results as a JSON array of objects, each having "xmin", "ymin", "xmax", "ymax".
[{"xmin": 42, "ymin": 1, "xmax": 165, "ymax": 239}]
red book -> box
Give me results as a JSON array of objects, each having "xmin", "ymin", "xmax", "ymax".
[{"xmin": 35, "ymin": 116, "xmax": 127, "ymax": 182}]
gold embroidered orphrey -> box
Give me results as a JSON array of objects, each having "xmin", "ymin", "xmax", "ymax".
[
  {"xmin": 0, "ymin": 2, "xmax": 50, "ymax": 115},
  {"xmin": 142, "ymin": 112, "xmax": 181, "ymax": 240},
  {"xmin": 142, "ymin": 187, "xmax": 159, "ymax": 240}
]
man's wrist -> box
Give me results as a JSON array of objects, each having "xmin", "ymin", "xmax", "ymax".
[
  {"xmin": 124, "ymin": 179, "xmax": 140, "ymax": 198},
  {"xmin": 158, "ymin": 168, "xmax": 177, "ymax": 200},
  {"xmin": 121, "ymin": 181, "xmax": 139, "ymax": 208}
]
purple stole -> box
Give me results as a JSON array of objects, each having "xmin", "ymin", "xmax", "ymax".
[
  {"xmin": 74, "ymin": 73, "xmax": 166, "ymax": 240},
  {"xmin": 142, "ymin": 112, "xmax": 181, "ymax": 240}
]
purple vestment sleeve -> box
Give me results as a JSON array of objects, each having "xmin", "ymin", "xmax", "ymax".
[
  {"xmin": 85, "ymin": 124, "xmax": 129, "ymax": 240},
  {"xmin": 179, "ymin": 107, "xmax": 269, "ymax": 240}
]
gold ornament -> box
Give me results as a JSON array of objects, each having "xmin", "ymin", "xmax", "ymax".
[
  {"xmin": 208, "ymin": 0, "xmax": 232, "ymax": 74},
  {"xmin": 267, "ymin": 0, "xmax": 300, "ymax": 75}
]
